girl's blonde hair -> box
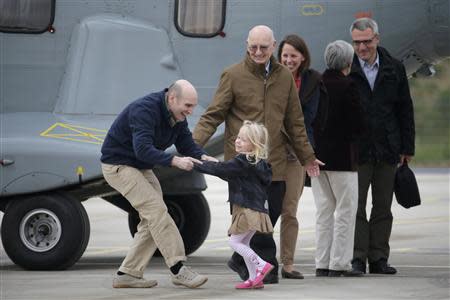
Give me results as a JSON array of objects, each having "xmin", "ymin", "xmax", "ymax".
[{"xmin": 240, "ymin": 120, "xmax": 269, "ymax": 163}]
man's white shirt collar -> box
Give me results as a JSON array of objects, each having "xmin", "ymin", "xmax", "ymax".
[{"xmin": 359, "ymin": 53, "xmax": 379, "ymax": 70}]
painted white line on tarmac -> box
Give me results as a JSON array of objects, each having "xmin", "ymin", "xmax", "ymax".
[{"xmin": 84, "ymin": 247, "xmax": 128, "ymax": 255}]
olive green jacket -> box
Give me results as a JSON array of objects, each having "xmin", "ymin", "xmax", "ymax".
[{"xmin": 193, "ymin": 53, "xmax": 315, "ymax": 180}]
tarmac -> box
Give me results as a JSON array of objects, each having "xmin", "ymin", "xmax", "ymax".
[{"xmin": 1, "ymin": 168, "xmax": 449, "ymax": 300}]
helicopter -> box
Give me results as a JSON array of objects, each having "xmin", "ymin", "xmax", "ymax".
[{"xmin": 1, "ymin": 0, "xmax": 449, "ymax": 270}]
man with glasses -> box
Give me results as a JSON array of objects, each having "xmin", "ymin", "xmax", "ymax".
[
  {"xmin": 193, "ymin": 25, "xmax": 323, "ymax": 284},
  {"xmin": 349, "ymin": 18, "xmax": 415, "ymax": 275}
]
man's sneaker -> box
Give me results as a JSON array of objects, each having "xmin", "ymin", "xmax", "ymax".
[
  {"xmin": 171, "ymin": 266, "xmax": 208, "ymax": 288},
  {"xmin": 112, "ymin": 274, "xmax": 157, "ymax": 288}
]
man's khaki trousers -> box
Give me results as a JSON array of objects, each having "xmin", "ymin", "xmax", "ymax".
[{"xmin": 102, "ymin": 163, "xmax": 186, "ymax": 278}]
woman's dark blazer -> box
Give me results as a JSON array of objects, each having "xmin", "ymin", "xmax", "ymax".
[{"xmin": 315, "ymin": 69, "xmax": 365, "ymax": 171}]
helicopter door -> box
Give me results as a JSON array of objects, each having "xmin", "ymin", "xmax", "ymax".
[{"xmin": 55, "ymin": 14, "xmax": 182, "ymax": 115}]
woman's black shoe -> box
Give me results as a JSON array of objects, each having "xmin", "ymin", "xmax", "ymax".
[
  {"xmin": 351, "ymin": 259, "xmax": 367, "ymax": 274},
  {"xmin": 281, "ymin": 268, "xmax": 304, "ymax": 279},
  {"xmin": 328, "ymin": 269, "xmax": 364, "ymax": 277},
  {"xmin": 315, "ymin": 268, "xmax": 329, "ymax": 277}
]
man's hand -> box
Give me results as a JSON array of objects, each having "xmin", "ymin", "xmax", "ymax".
[
  {"xmin": 399, "ymin": 154, "xmax": 413, "ymax": 165},
  {"xmin": 305, "ymin": 159, "xmax": 325, "ymax": 178},
  {"xmin": 171, "ymin": 156, "xmax": 202, "ymax": 171},
  {"xmin": 201, "ymin": 154, "xmax": 219, "ymax": 162}
]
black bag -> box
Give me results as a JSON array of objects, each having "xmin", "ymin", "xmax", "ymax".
[{"xmin": 394, "ymin": 162, "xmax": 421, "ymax": 208}]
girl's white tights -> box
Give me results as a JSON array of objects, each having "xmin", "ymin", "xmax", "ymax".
[{"xmin": 229, "ymin": 230, "xmax": 266, "ymax": 280}]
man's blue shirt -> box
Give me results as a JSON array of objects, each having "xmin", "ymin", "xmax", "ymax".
[{"xmin": 101, "ymin": 89, "xmax": 205, "ymax": 169}]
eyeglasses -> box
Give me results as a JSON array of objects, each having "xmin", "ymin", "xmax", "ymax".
[
  {"xmin": 352, "ymin": 36, "xmax": 377, "ymax": 47},
  {"xmin": 247, "ymin": 44, "xmax": 271, "ymax": 53}
]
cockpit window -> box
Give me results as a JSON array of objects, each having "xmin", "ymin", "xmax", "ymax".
[
  {"xmin": 0, "ymin": 0, "xmax": 55, "ymax": 33},
  {"xmin": 175, "ymin": 0, "xmax": 226, "ymax": 37}
]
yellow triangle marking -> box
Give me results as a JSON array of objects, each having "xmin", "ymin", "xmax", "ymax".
[
  {"xmin": 40, "ymin": 122, "xmax": 107, "ymax": 144},
  {"xmin": 40, "ymin": 123, "xmax": 59, "ymax": 136},
  {"xmin": 45, "ymin": 133, "xmax": 106, "ymax": 137}
]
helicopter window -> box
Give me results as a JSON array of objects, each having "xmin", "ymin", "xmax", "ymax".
[
  {"xmin": 0, "ymin": 0, "xmax": 55, "ymax": 33},
  {"xmin": 175, "ymin": 0, "xmax": 226, "ymax": 37}
]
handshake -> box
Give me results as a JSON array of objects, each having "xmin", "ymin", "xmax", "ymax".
[{"xmin": 171, "ymin": 155, "xmax": 218, "ymax": 171}]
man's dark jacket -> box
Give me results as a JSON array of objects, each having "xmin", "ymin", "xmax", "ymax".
[
  {"xmin": 315, "ymin": 69, "xmax": 365, "ymax": 171},
  {"xmin": 101, "ymin": 89, "xmax": 205, "ymax": 169},
  {"xmin": 194, "ymin": 154, "xmax": 272, "ymax": 214},
  {"xmin": 350, "ymin": 46, "xmax": 415, "ymax": 164}
]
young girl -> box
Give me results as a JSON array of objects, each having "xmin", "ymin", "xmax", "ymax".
[{"xmin": 194, "ymin": 120, "xmax": 274, "ymax": 289}]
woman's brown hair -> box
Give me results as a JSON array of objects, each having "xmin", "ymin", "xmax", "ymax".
[{"xmin": 277, "ymin": 34, "xmax": 311, "ymax": 75}]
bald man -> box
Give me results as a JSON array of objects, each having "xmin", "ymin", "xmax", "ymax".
[
  {"xmin": 193, "ymin": 25, "xmax": 322, "ymax": 284},
  {"xmin": 101, "ymin": 80, "xmax": 216, "ymax": 289}
]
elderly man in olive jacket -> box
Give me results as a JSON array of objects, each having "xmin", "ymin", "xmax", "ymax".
[
  {"xmin": 349, "ymin": 18, "xmax": 415, "ymax": 275},
  {"xmin": 193, "ymin": 25, "xmax": 323, "ymax": 284}
]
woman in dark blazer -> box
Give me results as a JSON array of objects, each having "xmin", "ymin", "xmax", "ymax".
[
  {"xmin": 277, "ymin": 34, "xmax": 328, "ymax": 279},
  {"xmin": 312, "ymin": 40, "xmax": 365, "ymax": 277}
]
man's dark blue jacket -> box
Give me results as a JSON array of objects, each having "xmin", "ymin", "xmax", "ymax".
[
  {"xmin": 101, "ymin": 89, "xmax": 205, "ymax": 169},
  {"xmin": 194, "ymin": 154, "xmax": 272, "ymax": 214}
]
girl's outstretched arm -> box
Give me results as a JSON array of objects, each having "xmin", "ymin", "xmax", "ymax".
[{"xmin": 193, "ymin": 159, "xmax": 243, "ymax": 181}]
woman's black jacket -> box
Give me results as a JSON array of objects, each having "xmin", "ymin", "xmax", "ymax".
[{"xmin": 315, "ymin": 69, "xmax": 365, "ymax": 171}]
